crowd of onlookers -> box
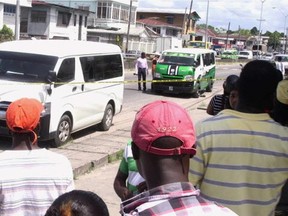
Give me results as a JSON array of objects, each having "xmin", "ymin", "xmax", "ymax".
[{"xmin": 0, "ymin": 59, "xmax": 287, "ymax": 216}]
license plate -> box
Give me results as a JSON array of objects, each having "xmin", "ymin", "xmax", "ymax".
[{"xmin": 169, "ymin": 86, "xmax": 173, "ymax": 91}]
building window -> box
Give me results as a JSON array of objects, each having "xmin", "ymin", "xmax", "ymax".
[
  {"xmin": 4, "ymin": 5, "xmax": 16, "ymax": 14},
  {"xmin": 152, "ymin": 27, "xmax": 161, "ymax": 34},
  {"xmin": 97, "ymin": 2, "xmax": 111, "ymax": 19},
  {"xmin": 166, "ymin": 16, "xmax": 174, "ymax": 24},
  {"xmin": 31, "ymin": 10, "xmax": 47, "ymax": 23},
  {"xmin": 112, "ymin": 4, "xmax": 120, "ymax": 20},
  {"xmin": 120, "ymin": 5, "xmax": 129, "ymax": 21},
  {"xmin": 57, "ymin": 11, "xmax": 71, "ymax": 27}
]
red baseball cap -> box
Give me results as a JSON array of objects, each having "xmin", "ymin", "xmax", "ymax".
[
  {"xmin": 131, "ymin": 100, "xmax": 196, "ymax": 156},
  {"xmin": 6, "ymin": 98, "xmax": 43, "ymax": 144}
]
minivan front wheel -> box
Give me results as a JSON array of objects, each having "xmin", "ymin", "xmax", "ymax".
[
  {"xmin": 98, "ymin": 104, "xmax": 114, "ymax": 131},
  {"xmin": 54, "ymin": 114, "xmax": 72, "ymax": 147}
]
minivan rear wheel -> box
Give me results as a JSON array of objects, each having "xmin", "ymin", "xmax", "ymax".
[
  {"xmin": 53, "ymin": 114, "xmax": 72, "ymax": 147},
  {"xmin": 206, "ymin": 79, "xmax": 213, "ymax": 92},
  {"xmin": 98, "ymin": 104, "xmax": 114, "ymax": 131}
]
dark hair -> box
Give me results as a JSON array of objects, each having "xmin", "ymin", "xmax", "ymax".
[
  {"xmin": 44, "ymin": 190, "xmax": 109, "ymax": 216},
  {"xmin": 238, "ymin": 60, "xmax": 282, "ymax": 111},
  {"xmin": 141, "ymin": 52, "xmax": 146, "ymax": 58},
  {"xmin": 223, "ymin": 74, "xmax": 239, "ymax": 95}
]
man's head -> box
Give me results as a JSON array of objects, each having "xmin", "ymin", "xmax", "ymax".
[
  {"xmin": 223, "ymin": 74, "xmax": 239, "ymax": 96},
  {"xmin": 237, "ymin": 60, "xmax": 282, "ymax": 112},
  {"xmin": 131, "ymin": 100, "xmax": 196, "ymax": 187},
  {"xmin": 6, "ymin": 98, "xmax": 43, "ymax": 145},
  {"xmin": 45, "ymin": 190, "xmax": 109, "ymax": 216},
  {"xmin": 141, "ymin": 52, "xmax": 146, "ymax": 59}
]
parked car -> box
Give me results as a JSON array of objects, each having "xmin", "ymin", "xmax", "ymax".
[
  {"xmin": 221, "ymin": 50, "xmax": 238, "ymax": 60},
  {"xmin": 261, "ymin": 53, "xmax": 274, "ymax": 61},
  {"xmin": 237, "ymin": 50, "xmax": 253, "ymax": 59},
  {"xmin": 124, "ymin": 50, "xmax": 142, "ymax": 59},
  {"xmin": 273, "ymin": 54, "xmax": 288, "ymax": 77}
]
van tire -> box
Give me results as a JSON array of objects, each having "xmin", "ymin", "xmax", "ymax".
[
  {"xmin": 54, "ymin": 114, "xmax": 72, "ymax": 147},
  {"xmin": 192, "ymin": 91, "xmax": 200, "ymax": 98},
  {"xmin": 98, "ymin": 104, "xmax": 114, "ymax": 131},
  {"xmin": 206, "ymin": 79, "xmax": 213, "ymax": 92}
]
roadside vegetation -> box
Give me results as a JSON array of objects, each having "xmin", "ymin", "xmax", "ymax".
[{"xmin": 0, "ymin": 25, "xmax": 14, "ymax": 42}]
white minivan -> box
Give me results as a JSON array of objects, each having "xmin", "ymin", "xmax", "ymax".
[{"xmin": 0, "ymin": 40, "xmax": 124, "ymax": 147}]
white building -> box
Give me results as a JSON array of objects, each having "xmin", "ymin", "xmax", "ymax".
[
  {"xmin": 24, "ymin": 1, "xmax": 89, "ymax": 40},
  {"xmin": 0, "ymin": 0, "xmax": 32, "ymax": 33}
]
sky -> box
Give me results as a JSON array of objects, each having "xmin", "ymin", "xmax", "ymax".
[{"xmin": 138, "ymin": 0, "xmax": 288, "ymax": 34}]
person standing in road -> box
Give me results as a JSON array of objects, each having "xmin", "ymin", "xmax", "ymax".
[
  {"xmin": 151, "ymin": 52, "xmax": 160, "ymax": 78},
  {"xmin": 0, "ymin": 98, "xmax": 74, "ymax": 216},
  {"xmin": 135, "ymin": 52, "xmax": 149, "ymax": 91},
  {"xmin": 189, "ymin": 60, "xmax": 287, "ymax": 216},
  {"xmin": 121, "ymin": 100, "xmax": 238, "ymax": 216}
]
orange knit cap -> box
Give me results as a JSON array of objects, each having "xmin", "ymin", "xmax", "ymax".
[{"xmin": 6, "ymin": 98, "xmax": 43, "ymax": 144}]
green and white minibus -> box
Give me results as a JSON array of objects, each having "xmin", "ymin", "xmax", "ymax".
[{"xmin": 152, "ymin": 48, "xmax": 216, "ymax": 97}]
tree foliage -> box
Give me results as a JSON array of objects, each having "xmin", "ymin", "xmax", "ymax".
[
  {"xmin": 250, "ymin": 27, "xmax": 259, "ymax": 36},
  {"xmin": 267, "ymin": 31, "xmax": 282, "ymax": 50},
  {"xmin": 0, "ymin": 25, "xmax": 14, "ymax": 42}
]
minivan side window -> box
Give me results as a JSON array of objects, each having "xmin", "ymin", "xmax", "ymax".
[
  {"xmin": 80, "ymin": 54, "xmax": 123, "ymax": 82},
  {"xmin": 57, "ymin": 58, "xmax": 75, "ymax": 85}
]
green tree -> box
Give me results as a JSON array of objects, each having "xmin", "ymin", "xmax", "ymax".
[
  {"xmin": 0, "ymin": 25, "xmax": 14, "ymax": 42},
  {"xmin": 250, "ymin": 27, "xmax": 259, "ymax": 36},
  {"xmin": 268, "ymin": 31, "xmax": 281, "ymax": 50}
]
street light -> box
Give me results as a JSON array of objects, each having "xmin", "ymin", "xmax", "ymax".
[
  {"xmin": 272, "ymin": 7, "xmax": 288, "ymax": 53},
  {"xmin": 257, "ymin": 0, "xmax": 265, "ymax": 58}
]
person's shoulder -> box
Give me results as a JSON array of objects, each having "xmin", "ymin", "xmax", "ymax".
[{"xmin": 42, "ymin": 149, "xmax": 71, "ymax": 162}]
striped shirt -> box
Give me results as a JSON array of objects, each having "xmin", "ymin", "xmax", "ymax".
[
  {"xmin": 121, "ymin": 182, "xmax": 238, "ymax": 215},
  {"xmin": 207, "ymin": 94, "xmax": 228, "ymax": 115},
  {"xmin": 119, "ymin": 142, "xmax": 145, "ymax": 194},
  {"xmin": 0, "ymin": 149, "xmax": 74, "ymax": 216},
  {"xmin": 189, "ymin": 109, "xmax": 288, "ymax": 216}
]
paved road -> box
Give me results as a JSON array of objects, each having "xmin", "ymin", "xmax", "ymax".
[{"xmin": 75, "ymin": 161, "xmax": 122, "ymax": 215}]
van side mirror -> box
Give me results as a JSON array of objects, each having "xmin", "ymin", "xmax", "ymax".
[{"xmin": 47, "ymin": 70, "xmax": 56, "ymax": 83}]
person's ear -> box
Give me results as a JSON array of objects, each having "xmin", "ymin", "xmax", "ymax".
[{"xmin": 131, "ymin": 141, "xmax": 139, "ymax": 160}]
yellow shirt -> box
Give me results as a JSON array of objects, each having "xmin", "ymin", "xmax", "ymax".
[{"xmin": 189, "ymin": 109, "xmax": 288, "ymax": 216}]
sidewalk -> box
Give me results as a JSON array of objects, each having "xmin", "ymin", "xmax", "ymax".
[{"xmin": 49, "ymin": 93, "xmax": 214, "ymax": 178}]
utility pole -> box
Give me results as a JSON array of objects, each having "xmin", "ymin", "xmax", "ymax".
[
  {"xmin": 204, "ymin": 0, "xmax": 210, "ymax": 49},
  {"xmin": 285, "ymin": 27, "xmax": 288, "ymax": 54},
  {"xmin": 237, "ymin": 25, "xmax": 241, "ymax": 49},
  {"xmin": 125, "ymin": 0, "xmax": 133, "ymax": 53},
  {"xmin": 185, "ymin": 0, "xmax": 193, "ymax": 35},
  {"xmin": 225, "ymin": 22, "xmax": 230, "ymax": 50},
  {"xmin": 181, "ymin": 7, "xmax": 187, "ymax": 37},
  {"xmin": 257, "ymin": 0, "xmax": 265, "ymax": 58},
  {"xmin": 15, "ymin": 0, "xmax": 20, "ymax": 40}
]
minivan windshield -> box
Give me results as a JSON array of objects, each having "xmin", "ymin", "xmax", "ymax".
[
  {"xmin": 0, "ymin": 51, "xmax": 58, "ymax": 82},
  {"xmin": 239, "ymin": 52, "xmax": 249, "ymax": 55},
  {"xmin": 158, "ymin": 52, "xmax": 196, "ymax": 66}
]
